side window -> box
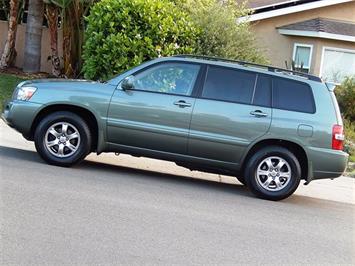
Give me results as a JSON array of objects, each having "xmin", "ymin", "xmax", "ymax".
[
  {"xmin": 253, "ymin": 75, "xmax": 271, "ymax": 107},
  {"xmin": 132, "ymin": 63, "xmax": 200, "ymax": 96},
  {"xmin": 272, "ymin": 78, "xmax": 315, "ymax": 113},
  {"xmin": 202, "ymin": 66, "xmax": 256, "ymax": 104}
]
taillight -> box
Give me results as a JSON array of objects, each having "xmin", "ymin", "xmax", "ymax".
[{"xmin": 332, "ymin": 125, "xmax": 344, "ymax": 150}]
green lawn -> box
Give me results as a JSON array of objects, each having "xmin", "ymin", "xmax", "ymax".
[{"xmin": 0, "ymin": 73, "xmax": 24, "ymax": 110}]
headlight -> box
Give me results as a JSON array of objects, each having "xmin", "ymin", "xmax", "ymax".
[{"xmin": 16, "ymin": 86, "xmax": 37, "ymax": 101}]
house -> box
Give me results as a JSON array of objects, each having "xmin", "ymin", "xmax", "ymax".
[{"xmin": 242, "ymin": 0, "xmax": 355, "ymax": 83}]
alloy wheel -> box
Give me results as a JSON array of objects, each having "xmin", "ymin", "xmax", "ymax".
[
  {"xmin": 44, "ymin": 122, "xmax": 81, "ymax": 158},
  {"xmin": 255, "ymin": 156, "xmax": 291, "ymax": 192}
]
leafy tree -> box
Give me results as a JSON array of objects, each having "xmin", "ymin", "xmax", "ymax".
[
  {"xmin": 82, "ymin": 0, "xmax": 198, "ymax": 80},
  {"xmin": 335, "ymin": 76, "xmax": 355, "ymax": 161},
  {"xmin": 175, "ymin": 0, "xmax": 268, "ymax": 63},
  {"xmin": 335, "ymin": 76, "xmax": 355, "ymax": 122}
]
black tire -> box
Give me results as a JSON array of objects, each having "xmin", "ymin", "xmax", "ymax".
[
  {"xmin": 34, "ymin": 111, "xmax": 92, "ymax": 167},
  {"xmin": 244, "ymin": 146, "xmax": 301, "ymax": 201},
  {"xmin": 236, "ymin": 176, "xmax": 246, "ymax": 185}
]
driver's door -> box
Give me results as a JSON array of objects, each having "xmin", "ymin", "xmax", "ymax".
[{"xmin": 107, "ymin": 62, "xmax": 201, "ymax": 155}]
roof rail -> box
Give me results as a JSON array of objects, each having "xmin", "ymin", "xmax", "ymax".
[{"xmin": 173, "ymin": 54, "xmax": 322, "ymax": 82}]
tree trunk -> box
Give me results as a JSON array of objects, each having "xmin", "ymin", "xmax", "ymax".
[
  {"xmin": 62, "ymin": 1, "xmax": 85, "ymax": 78},
  {"xmin": 46, "ymin": 4, "xmax": 60, "ymax": 76},
  {"xmin": 23, "ymin": 0, "xmax": 44, "ymax": 73},
  {"xmin": 0, "ymin": 0, "xmax": 20, "ymax": 69},
  {"xmin": 62, "ymin": 7, "xmax": 74, "ymax": 78}
]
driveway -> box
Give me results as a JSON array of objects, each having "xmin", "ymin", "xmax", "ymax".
[{"xmin": 1, "ymin": 120, "xmax": 354, "ymax": 265}]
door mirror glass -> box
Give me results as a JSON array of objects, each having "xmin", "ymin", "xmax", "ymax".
[{"xmin": 121, "ymin": 75, "xmax": 135, "ymax": 91}]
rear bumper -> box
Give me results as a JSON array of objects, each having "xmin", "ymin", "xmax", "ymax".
[
  {"xmin": 307, "ymin": 146, "xmax": 348, "ymax": 181},
  {"xmin": 1, "ymin": 100, "xmax": 42, "ymax": 137}
]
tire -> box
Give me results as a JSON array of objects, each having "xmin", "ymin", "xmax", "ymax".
[
  {"xmin": 34, "ymin": 111, "xmax": 92, "ymax": 167},
  {"xmin": 244, "ymin": 146, "xmax": 301, "ymax": 201},
  {"xmin": 236, "ymin": 176, "xmax": 246, "ymax": 185}
]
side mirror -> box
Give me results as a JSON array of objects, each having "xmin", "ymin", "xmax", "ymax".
[{"xmin": 121, "ymin": 75, "xmax": 135, "ymax": 91}]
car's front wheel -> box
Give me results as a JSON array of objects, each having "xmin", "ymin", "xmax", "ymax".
[
  {"xmin": 34, "ymin": 111, "xmax": 92, "ymax": 166},
  {"xmin": 244, "ymin": 146, "xmax": 301, "ymax": 201}
]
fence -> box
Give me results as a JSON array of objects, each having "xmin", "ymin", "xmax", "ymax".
[{"xmin": 0, "ymin": 20, "xmax": 63, "ymax": 73}]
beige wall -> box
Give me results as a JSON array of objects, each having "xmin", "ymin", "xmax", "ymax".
[
  {"xmin": 252, "ymin": 1, "xmax": 355, "ymax": 75},
  {"xmin": 0, "ymin": 20, "xmax": 63, "ymax": 73}
]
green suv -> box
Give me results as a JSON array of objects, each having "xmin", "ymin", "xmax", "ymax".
[{"xmin": 1, "ymin": 55, "xmax": 348, "ymax": 200}]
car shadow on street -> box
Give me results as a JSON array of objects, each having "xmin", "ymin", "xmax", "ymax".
[
  {"xmin": 0, "ymin": 145, "xmax": 348, "ymax": 206},
  {"xmin": 0, "ymin": 145, "xmax": 42, "ymax": 163},
  {"xmin": 0, "ymin": 145, "xmax": 251, "ymax": 198},
  {"xmin": 81, "ymin": 159, "xmax": 253, "ymax": 198}
]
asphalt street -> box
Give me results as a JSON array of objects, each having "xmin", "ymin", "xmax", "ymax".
[{"xmin": 1, "ymin": 120, "xmax": 354, "ymax": 265}]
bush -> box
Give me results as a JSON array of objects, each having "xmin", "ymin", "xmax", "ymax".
[
  {"xmin": 335, "ymin": 76, "xmax": 355, "ymax": 122},
  {"xmin": 83, "ymin": 0, "xmax": 198, "ymax": 80},
  {"xmin": 344, "ymin": 119, "xmax": 355, "ymax": 162},
  {"xmin": 174, "ymin": 0, "xmax": 268, "ymax": 64}
]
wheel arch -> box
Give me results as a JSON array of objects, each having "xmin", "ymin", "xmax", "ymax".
[
  {"xmin": 29, "ymin": 104, "xmax": 104, "ymax": 153},
  {"xmin": 241, "ymin": 139, "xmax": 309, "ymax": 180}
]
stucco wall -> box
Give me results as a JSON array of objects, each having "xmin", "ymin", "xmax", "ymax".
[
  {"xmin": 252, "ymin": 1, "xmax": 355, "ymax": 75},
  {"xmin": 0, "ymin": 20, "xmax": 63, "ymax": 73}
]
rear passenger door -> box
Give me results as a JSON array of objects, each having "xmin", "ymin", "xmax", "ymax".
[{"xmin": 188, "ymin": 66, "xmax": 272, "ymax": 165}]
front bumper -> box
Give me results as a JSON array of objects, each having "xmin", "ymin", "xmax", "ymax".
[
  {"xmin": 1, "ymin": 100, "xmax": 43, "ymax": 137},
  {"xmin": 307, "ymin": 146, "xmax": 349, "ymax": 181}
]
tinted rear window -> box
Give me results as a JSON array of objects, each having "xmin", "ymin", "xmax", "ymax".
[
  {"xmin": 202, "ymin": 66, "xmax": 256, "ymax": 104},
  {"xmin": 272, "ymin": 78, "xmax": 315, "ymax": 113},
  {"xmin": 253, "ymin": 75, "xmax": 271, "ymax": 107}
]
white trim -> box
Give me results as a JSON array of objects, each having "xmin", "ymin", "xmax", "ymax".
[
  {"xmin": 239, "ymin": 0, "xmax": 353, "ymax": 22},
  {"xmin": 319, "ymin": 46, "xmax": 326, "ymax": 79},
  {"xmin": 278, "ymin": 29, "xmax": 355, "ymax": 42},
  {"xmin": 320, "ymin": 46, "xmax": 355, "ymax": 82},
  {"xmin": 292, "ymin": 43, "xmax": 313, "ymax": 69}
]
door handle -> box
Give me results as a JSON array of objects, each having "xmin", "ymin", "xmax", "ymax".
[
  {"xmin": 174, "ymin": 100, "xmax": 192, "ymax": 108},
  {"xmin": 250, "ymin": 110, "xmax": 268, "ymax": 117}
]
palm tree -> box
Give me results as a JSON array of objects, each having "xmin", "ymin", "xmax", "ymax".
[
  {"xmin": 44, "ymin": 0, "xmax": 96, "ymax": 77},
  {"xmin": 0, "ymin": 0, "xmax": 20, "ymax": 69},
  {"xmin": 45, "ymin": 3, "xmax": 60, "ymax": 76},
  {"xmin": 23, "ymin": 0, "xmax": 44, "ymax": 73},
  {"xmin": 61, "ymin": 0, "xmax": 97, "ymax": 77}
]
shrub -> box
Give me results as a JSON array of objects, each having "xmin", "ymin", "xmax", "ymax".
[
  {"xmin": 335, "ymin": 76, "xmax": 355, "ymax": 122},
  {"xmin": 174, "ymin": 0, "xmax": 268, "ymax": 64},
  {"xmin": 83, "ymin": 0, "xmax": 198, "ymax": 80},
  {"xmin": 344, "ymin": 119, "xmax": 355, "ymax": 162}
]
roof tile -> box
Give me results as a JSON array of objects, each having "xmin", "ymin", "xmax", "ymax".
[{"xmin": 277, "ymin": 18, "xmax": 355, "ymax": 37}]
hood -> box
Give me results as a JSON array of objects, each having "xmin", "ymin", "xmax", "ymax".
[{"xmin": 18, "ymin": 79, "xmax": 98, "ymax": 87}]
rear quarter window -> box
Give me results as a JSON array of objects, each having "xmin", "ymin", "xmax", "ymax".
[
  {"xmin": 272, "ymin": 78, "xmax": 315, "ymax": 113},
  {"xmin": 202, "ymin": 66, "xmax": 256, "ymax": 104}
]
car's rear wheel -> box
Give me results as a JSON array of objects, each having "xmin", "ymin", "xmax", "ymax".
[
  {"xmin": 34, "ymin": 111, "xmax": 92, "ymax": 166},
  {"xmin": 244, "ymin": 146, "xmax": 301, "ymax": 201}
]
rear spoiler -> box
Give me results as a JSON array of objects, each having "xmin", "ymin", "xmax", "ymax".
[{"xmin": 325, "ymin": 82, "xmax": 338, "ymax": 92}]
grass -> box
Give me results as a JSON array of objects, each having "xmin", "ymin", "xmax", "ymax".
[{"xmin": 0, "ymin": 73, "xmax": 24, "ymax": 110}]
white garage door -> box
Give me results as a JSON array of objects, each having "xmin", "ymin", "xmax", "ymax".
[{"xmin": 321, "ymin": 47, "xmax": 355, "ymax": 83}]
